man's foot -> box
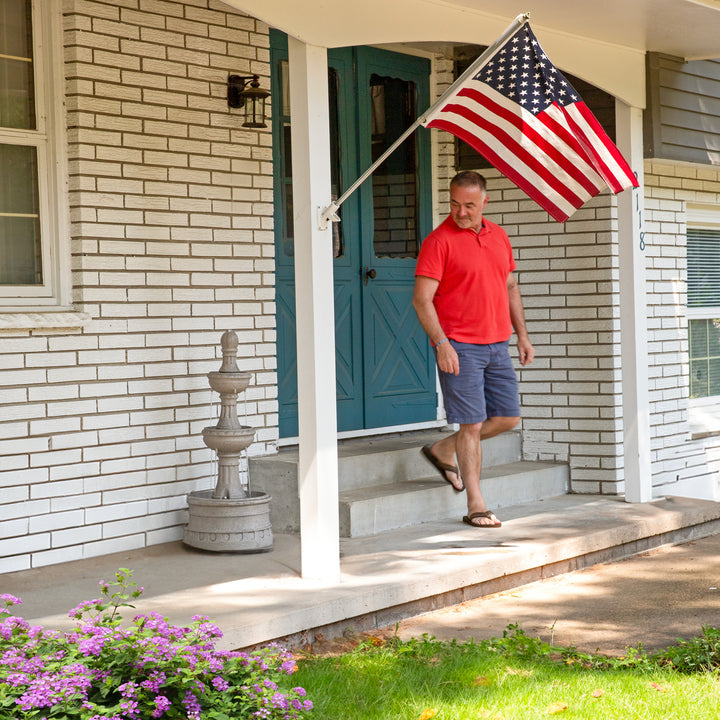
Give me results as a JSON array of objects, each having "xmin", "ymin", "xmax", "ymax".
[
  {"xmin": 421, "ymin": 445, "xmax": 464, "ymax": 492},
  {"xmin": 462, "ymin": 510, "xmax": 502, "ymax": 528}
]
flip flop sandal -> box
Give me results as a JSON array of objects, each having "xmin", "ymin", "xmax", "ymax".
[
  {"xmin": 421, "ymin": 445, "xmax": 465, "ymax": 492},
  {"xmin": 462, "ymin": 511, "xmax": 502, "ymax": 528}
]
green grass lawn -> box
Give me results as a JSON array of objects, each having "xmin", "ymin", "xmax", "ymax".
[{"xmin": 291, "ymin": 626, "xmax": 720, "ymax": 719}]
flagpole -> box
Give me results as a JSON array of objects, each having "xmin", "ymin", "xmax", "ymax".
[{"xmin": 319, "ymin": 12, "xmax": 530, "ymax": 229}]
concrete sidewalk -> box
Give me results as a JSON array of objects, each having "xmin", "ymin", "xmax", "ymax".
[{"xmin": 386, "ymin": 532, "xmax": 720, "ymax": 655}]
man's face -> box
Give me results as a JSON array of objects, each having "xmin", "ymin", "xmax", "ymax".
[{"xmin": 449, "ymin": 183, "xmax": 488, "ymax": 232}]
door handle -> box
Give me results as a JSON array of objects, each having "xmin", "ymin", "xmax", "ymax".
[{"xmin": 364, "ymin": 267, "xmax": 376, "ymax": 286}]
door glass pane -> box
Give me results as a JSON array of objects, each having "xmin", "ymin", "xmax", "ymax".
[
  {"xmin": 328, "ymin": 67, "xmax": 344, "ymax": 259},
  {"xmin": 278, "ymin": 60, "xmax": 293, "ymax": 257},
  {"xmin": 0, "ymin": 143, "xmax": 42, "ymax": 284},
  {"xmin": 278, "ymin": 61, "xmax": 344, "ymax": 259},
  {"xmin": 369, "ymin": 74, "xmax": 419, "ymax": 259},
  {"xmin": 0, "ymin": 0, "xmax": 35, "ymax": 130}
]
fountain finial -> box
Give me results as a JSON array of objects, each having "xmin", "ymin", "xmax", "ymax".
[{"xmin": 219, "ymin": 330, "xmax": 240, "ymax": 372}]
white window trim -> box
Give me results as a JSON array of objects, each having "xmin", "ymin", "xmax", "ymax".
[
  {"xmin": 686, "ymin": 306, "xmax": 720, "ymax": 320},
  {"xmin": 0, "ymin": 0, "xmax": 79, "ymax": 325},
  {"xmin": 687, "ymin": 204, "xmax": 720, "ymax": 435},
  {"xmin": 687, "ymin": 204, "xmax": 720, "ymax": 229}
]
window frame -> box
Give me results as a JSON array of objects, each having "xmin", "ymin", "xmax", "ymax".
[
  {"xmin": 0, "ymin": 0, "xmax": 71, "ymax": 312},
  {"xmin": 687, "ymin": 205, "xmax": 720, "ymax": 409}
]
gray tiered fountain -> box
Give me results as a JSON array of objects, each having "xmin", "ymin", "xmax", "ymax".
[{"xmin": 183, "ymin": 330, "xmax": 273, "ymax": 553}]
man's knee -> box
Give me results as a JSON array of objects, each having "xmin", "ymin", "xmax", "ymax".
[{"xmin": 458, "ymin": 422, "xmax": 484, "ymax": 438}]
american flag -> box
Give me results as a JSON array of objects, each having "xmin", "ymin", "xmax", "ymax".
[{"xmin": 422, "ymin": 23, "xmax": 638, "ymax": 222}]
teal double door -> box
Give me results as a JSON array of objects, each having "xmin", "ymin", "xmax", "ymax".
[{"xmin": 271, "ymin": 34, "xmax": 437, "ymax": 437}]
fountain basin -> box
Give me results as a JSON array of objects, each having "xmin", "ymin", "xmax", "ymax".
[
  {"xmin": 202, "ymin": 425, "xmax": 255, "ymax": 454},
  {"xmin": 207, "ymin": 370, "xmax": 251, "ymax": 395},
  {"xmin": 184, "ymin": 490, "xmax": 273, "ymax": 553}
]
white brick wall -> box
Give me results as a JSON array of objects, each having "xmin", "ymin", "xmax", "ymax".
[
  {"xmin": 0, "ymin": 0, "xmax": 275, "ymax": 572},
  {"xmin": 644, "ymin": 160, "xmax": 720, "ymax": 499},
  {"xmin": 485, "ymin": 178, "xmax": 625, "ymax": 494}
]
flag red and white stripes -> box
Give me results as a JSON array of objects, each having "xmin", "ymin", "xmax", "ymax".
[{"xmin": 422, "ymin": 23, "xmax": 638, "ymax": 222}]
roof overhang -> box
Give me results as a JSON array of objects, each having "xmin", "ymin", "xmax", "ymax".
[{"xmin": 221, "ymin": 0, "xmax": 720, "ymax": 108}]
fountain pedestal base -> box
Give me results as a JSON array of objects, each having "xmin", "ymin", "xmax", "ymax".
[{"xmin": 184, "ymin": 489, "xmax": 273, "ymax": 553}]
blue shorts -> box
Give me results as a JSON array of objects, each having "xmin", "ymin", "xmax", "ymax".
[{"xmin": 435, "ymin": 340, "xmax": 520, "ymax": 424}]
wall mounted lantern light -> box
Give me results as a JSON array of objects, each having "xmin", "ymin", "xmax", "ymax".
[{"xmin": 227, "ymin": 74, "xmax": 270, "ymax": 128}]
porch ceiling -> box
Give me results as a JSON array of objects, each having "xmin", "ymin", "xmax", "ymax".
[{"xmin": 225, "ymin": 0, "xmax": 720, "ymax": 61}]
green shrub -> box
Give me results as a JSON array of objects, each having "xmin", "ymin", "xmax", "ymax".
[{"xmin": 657, "ymin": 625, "xmax": 720, "ymax": 673}]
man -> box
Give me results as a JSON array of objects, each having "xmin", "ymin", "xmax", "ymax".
[{"xmin": 413, "ymin": 171, "xmax": 534, "ymax": 528}]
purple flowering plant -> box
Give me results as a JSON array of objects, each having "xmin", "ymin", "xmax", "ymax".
[{"xmin": 0, "ymin": 569, "xmax": 312, "ymax": 720}]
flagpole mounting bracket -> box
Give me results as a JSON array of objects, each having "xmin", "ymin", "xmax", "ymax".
[{"xmin": 318, "ymin": 202, "xmax": 340, "ymax": 231}]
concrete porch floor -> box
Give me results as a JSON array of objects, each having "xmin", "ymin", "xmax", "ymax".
[{"xmin": 4, "ymin": 494, "xmax": 720, "ymax": 651}]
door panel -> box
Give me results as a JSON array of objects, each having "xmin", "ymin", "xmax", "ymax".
[
  {"xmin": 276, "ymin": 279, "xmax": 298, "ymax": 434},
  {"xmin": 356, "ymin": 48, "xmax": 436, "ymax": 428},
  {"xmin": 363, "ymin": 271, "xmax": 437, "ymax": 427},
  {"xmin": 334, "ymin": 273, "xmax": 363, "ymax": 430},
  {"xmin": 327, "ymin": 48, "xmax": 364, "ymax": 432}
]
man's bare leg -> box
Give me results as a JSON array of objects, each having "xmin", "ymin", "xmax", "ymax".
[
  {"xmin": 454, "ymin": 422, "xmax": 493, "ymax": 524},
  {"xmin": 479, "ymin": 416, "xmax": 520, "ymax": 440},
  {"xmin": 426, "ymin": 431, "xmax": 464, "ymax": 490},
  {"xmin": 427, "ymin": 416, "xmax": 520, "ymax": 493}
]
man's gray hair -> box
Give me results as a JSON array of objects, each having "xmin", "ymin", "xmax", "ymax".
[{"xmin": 450, "ymin": 171, "xmax": 487, "ymax": 193}]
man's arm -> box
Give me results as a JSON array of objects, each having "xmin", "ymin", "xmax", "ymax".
[
  {"xmin": 413, "ymin": 275, "xmax": 460, "ymax": 375},
  {"xmin": 507, "ymin": 272, "xmax": 535, "ymax": 366}
]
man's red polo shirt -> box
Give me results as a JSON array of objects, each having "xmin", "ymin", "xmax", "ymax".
[{"xmin": 415, "ymin": 215, "xmax": 516, "ymax": 345}]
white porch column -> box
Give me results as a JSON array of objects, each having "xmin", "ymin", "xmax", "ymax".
[
  {"xmin": 615, "ymin": 101, "xmax": 653, "ymax": 503},
  {"xmin": 287, "ymin": 37, "xmax": 340, "ymax": 579}
]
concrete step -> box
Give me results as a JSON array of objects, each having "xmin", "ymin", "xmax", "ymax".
[
  {"xmin": 250, "ymin": 429, "xmax": 525, "ymax": 534},
  {"xmin": 339, "ymin": 460, "xmax": 569, "ymax": 536},
  {"xmin": 334, "ymin": 429, "xmax": 521, "ymax": 491}
]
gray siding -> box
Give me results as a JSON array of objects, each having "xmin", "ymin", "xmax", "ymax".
[{"xmin": 645, "ymin": 52, "xmax": 720, "ymax": 165}]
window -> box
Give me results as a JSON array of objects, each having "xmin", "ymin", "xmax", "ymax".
[
  {"xmin": 687, "ymin": 226, "xmax": 720, "ymax": 400},
  {"xmin": 0, "ymin": 0, "xmax": 70, "ymax": 312}
]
